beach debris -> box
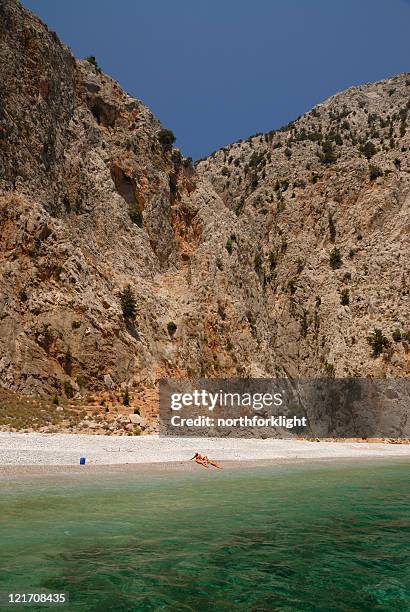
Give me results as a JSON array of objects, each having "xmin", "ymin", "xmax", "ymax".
[{"xmin": 79, "ymin": 456, "xmax": 86, "ymax": 465}]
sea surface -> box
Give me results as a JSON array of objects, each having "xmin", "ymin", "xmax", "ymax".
[{"xmin": 1, "ymin": 460, "xmax": 410, "ymax": 611}]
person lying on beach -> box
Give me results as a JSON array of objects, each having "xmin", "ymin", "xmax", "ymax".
[
  {"xmin": 198, "ymin": 454, "xmax": 209, "ymax": 468},
  {"xmin": 191, "ymin": 452, "xmax": 223, "ymax": 469},
  {"xmin": 191, "ymin": 452, "xmax": 208, "ymax": 468}
]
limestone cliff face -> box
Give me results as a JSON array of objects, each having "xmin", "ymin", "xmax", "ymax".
[
  {"xmin": 197, "ymin": 78, "xmax": 410, "ymax": 380},
  {"xmin": 0, "ymin": 0, "xmax": 408, "ymax": 399}
]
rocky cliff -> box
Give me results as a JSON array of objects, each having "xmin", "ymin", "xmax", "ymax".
[
  {"xmin": 196, "ymin": 76, "xmax": 410, "ymax": 381},
  {"xmin": 0, "ymin": 0, "xmax": 408, "ymax": 408}
]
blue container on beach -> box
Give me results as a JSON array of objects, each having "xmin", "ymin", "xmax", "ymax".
[{"xmin": 80, "ymin": 457, "xmax": 86, "ymax": 465}]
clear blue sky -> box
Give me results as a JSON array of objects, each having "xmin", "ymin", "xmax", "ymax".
[{"xmin": 22, "ymin": 0, "xmax": 410, "ymax": 160}]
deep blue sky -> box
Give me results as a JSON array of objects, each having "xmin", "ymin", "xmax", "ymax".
[{"xmin": 22, "ymin": 0, "xmax": 410, "ymax": 160}]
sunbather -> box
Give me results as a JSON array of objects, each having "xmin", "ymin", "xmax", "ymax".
[{"xmin": 191, "ymin": 452, "xmax": 222, "ymax": 469}]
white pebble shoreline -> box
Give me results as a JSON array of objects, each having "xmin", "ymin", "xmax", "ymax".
[{"xmin": 1, "ymin": 432, "xmax": 410, "ymax": 466}]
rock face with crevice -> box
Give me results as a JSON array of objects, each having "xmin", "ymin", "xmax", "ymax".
[{"xmin": 0, "ymin": 0, "xmax": 409, "ymax": 402}]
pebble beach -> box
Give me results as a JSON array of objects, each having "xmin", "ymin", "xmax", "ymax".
[{"xmin": 2, "ymin": 432, "xmax": 410, "ymax": 468}]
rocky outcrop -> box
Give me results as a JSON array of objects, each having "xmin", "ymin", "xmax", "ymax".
[{"xmin": 0, "ymin": 0, "xmax": 408, "ymax": 403}]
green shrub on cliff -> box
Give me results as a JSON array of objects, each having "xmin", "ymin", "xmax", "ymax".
[
  {"xmin": 158, "ymin": 128, "xmax": 176, "ymax": 149},
  {"xmin": 329, "ymin": 248, "xmax": 342, "ymax": 269},
  {"xmin": 119, "ymin": 285, "xmax": 137, "ymax": 319},
  {"xmin": 367, "ymin": 328, "xmax": 389, "ymax": 357}
]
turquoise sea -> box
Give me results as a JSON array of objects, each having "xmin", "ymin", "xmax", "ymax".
[{"xmin": 1, "ymin": 460, "xmax": 410, "ymax": 611}]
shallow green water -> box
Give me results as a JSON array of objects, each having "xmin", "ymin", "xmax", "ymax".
[{"xmin": 1, "ymin": 461, "xmax": 410, "ymax": 611}]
